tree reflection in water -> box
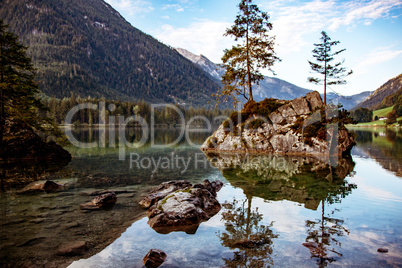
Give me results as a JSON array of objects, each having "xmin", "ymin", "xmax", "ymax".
[
  {"xmin": 219, "ymin": 198, "xmax": 278, "ymax": 268},
  {"xmin": 304, "ymin": 201, "xmax": 351, "ymax": 267},
  {"xmin": 302, "ymin": 159, "xmax": 356, "ymax": 267},
  {"xmin": 206, "ymin": 152, "xmax": 357, "ymax": 267}
]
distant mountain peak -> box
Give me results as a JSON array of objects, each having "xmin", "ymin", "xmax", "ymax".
[
  {"xmin": 176, "ymin": 47, "xmax": 371, "ymax": 109},
  {"xmin": 176, "ymin": 47, "xmax": 312, "ymax": 102},
  {"xmin": 175, "ymin": 47, "xmax": 222, "ymax": 80}
]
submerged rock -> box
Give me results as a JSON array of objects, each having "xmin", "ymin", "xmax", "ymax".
[
  {"xmin": 143, "ymin": 249, "xmax": 167, "ymax": 268},
  {"xmin": 201, "ymin": 91, "xmax": 355, "ymax": 156},
  {"xmin": 42, "ymin": 180, "xmax": 63, "ymax": 192},
  {"xmin": 18, "ymin": 180, "xmax": 64, "ymax": 194},
  {"xmin": 56, "ymin": 241, "xmax": 87, "ymax": 256},
  {"xmin": 140, "ymin": 180, "xmax": 223, "ymax": 234},
  {"xmin": 377, "ymin": 248, "xmax": 389, "ymax": 253},
  {"xmin": 80, "ymin": 192, "xmax": 117, "ymax": 210}
]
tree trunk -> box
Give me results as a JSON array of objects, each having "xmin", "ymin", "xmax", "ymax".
[
  {"xmin": 246, "ymin": 4, "xmax": 253, "ymax": 101},
  {"xmin": 324, "ymin": 62, "xmax": 327, "ymax": 106},
  {"xmin": 0, "ymin": 41, "xmax": 4, "ymax": 158}
]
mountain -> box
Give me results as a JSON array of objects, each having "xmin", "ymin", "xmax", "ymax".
[
  {"xmin": 175, "ymin": 48, "xmax": 223, "ymax": 82},
  {"xmin": 0, "ymin": 0, "xmax": 220, "ymax": 107},
  {"xmin": 176, "ymin": 48, "xmax": 367, "ymax": 109},
  {"xmin": 327, "ymin": 91, "xmax": 373, "ymax": 110},
  {"xmin": 353, "ymin": 74, "xmax": 402, "ymax": 110},
  {"xmin": 253, "ymin": 77, "xmax": 311, "ymax": 101},
  {"xmin": 176, "ymin": 48, "xmax": 312, "ymax": 102}
]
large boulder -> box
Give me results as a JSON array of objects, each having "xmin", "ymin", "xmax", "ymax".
[
  {"xmin": 291, "ymin": 97, "xmax": 310, "ymax": 115},
  {"xmin": 140, "ymin": 180, "xmax": 223, "ymax": 234},
  {"xmin": 201, "ymin": 91, "xmax": 355, "ymax": 156},
  {"xmin": 138, "ymin": 180, "xmax": 192, "ymax": 209},
  {"xmin": 305, "ymin": 91, "xmax": 323, "ymax": 110}
]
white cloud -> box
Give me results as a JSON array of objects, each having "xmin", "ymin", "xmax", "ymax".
[
  {"xmin": 329, "ymin": 0, "xmax": 402, "ymax": 30},
  {"xmin": 162, "ymin": 4, "xmax": 184, "ymax": 12},
  {"xmin": 105, "ymin": 0, "xmax": 154, "ymax": 15},
  {"xmin": 263, "ymin": 0, "xmax": 402, "ymax": 55},
  {"xmin": 152, "ymin": 19, "xmax": 234, "ymax": 63},
  {"xmin": 269, "ymin": 0, "xmax": 335, "ymax": 55},
  {"xmin": 353, "ymin": 48, "xmax": 402, "ymax": 76}
]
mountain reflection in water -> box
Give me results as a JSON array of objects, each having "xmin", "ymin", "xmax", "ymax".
[{"xmin": 351, "ymin": 127, "xmax": 402, "ymax": 177}]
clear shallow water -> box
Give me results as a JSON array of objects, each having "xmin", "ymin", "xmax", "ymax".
[
  {"xmin": 69, "ymin": 128, "xmax": 402, "ymax": 268},
  {"xmin": 1, "ymin": 127, "xmax": 402, "ymax": 267},
  {"xmin": 69, "ymin": 156, "xmax": 402, "ymax": 268}
]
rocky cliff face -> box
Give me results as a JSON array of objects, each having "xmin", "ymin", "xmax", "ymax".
[{"xmin": 201, "ymin": 91, "xmax": 355, "ymax": 156}]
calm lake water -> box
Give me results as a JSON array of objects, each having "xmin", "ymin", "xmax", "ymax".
[{"xmin": 1, "ymin": 127, "xmax": 402, "ymax": 267}]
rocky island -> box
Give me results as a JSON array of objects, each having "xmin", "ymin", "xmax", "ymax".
[{"xmin": 201, "ymin": 91, "xmax": 355, "ymax": 156}]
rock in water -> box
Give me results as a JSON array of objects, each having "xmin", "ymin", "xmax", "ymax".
[
  {"xmin": 140, "ymin": 180, "xmax": 223, "ymax": 234},
  {"xmin": 42, "ymin": 180, "xmax": 63, "ymax": 192},
  {"xmin": 201, "ymin": 91, "xmax": 355, "ymax": 156},
  {"xmin": 143, "ymin": 249, "xmax": 167, "ymax": 268},
  {"xmin": 92, "ymin": 192, "xmax": 117, "ymax": 208},
  {"xmin": 80, "ymin": 192, "xmax": 117, "ymax": 210},
  {"xmin": 56, "ymin": 241, "xmax": 87, "ymax": 256},
  {"xmin": 18, "ymin": 180, "xmax": 63, "ymax": 194},
  {"xmin": 138, "ymin": 180, "xmax": 192, "ymax": 209}
]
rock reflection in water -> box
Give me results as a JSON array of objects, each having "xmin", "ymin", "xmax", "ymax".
[
  {"xmin": 205, "ymin": 153, "xmax": 356, "ymax": 210},
  {"xmin": 206, "ymin": 152, "xmax": 357, "ymax": 266}
]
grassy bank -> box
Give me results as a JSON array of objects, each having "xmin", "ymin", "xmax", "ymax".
[
  {"xmin": 347, "ymin": 116, "xmax": 402, "ymax": 127},
  {"xmin": 373, "ymin": 106, "xmax": 394, "ymax": 120},
  {"xmin": 348, "ymin": 105, "xmax": 401, "ymax": 127}
]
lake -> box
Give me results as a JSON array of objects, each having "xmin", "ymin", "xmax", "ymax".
[{"xmin": 1, "ymin": 126, "xmax": 401, "ymax": 267}]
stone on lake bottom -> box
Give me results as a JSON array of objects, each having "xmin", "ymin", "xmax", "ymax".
[
  {"xmin": 56, "ymin": 241, "xmax": 87, "ymax": 256},
  {"xmin": 377, "ymin": 248, "xmax": 389, "ymax": 253},
  {"xmin": 80, "ymin": 192, "xmax": 117, "ymax": 210},
  {"xmin": 143, "ymin": 249, "xmax": 167, "ymax": 268}
]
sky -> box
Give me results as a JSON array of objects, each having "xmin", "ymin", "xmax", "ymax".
[{"xmin": 104, "ymin": 0, "xmax": 402, "ymax": 96}]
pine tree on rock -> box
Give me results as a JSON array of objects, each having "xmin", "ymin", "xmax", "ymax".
[
  {"xmin": 308, "ymin": 31, "xmax": 353, "ymax": 105},
  {"xmin": 217, "ymin": 0, "xmax": 280, "ymax": 107}
]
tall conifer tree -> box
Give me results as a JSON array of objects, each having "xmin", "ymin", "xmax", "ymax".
[
  {"xmin": 217, "ymin": 0, "xmax": 280, "ymax": 106},
  {"xmin": 308, "ymin": 31, "xmax": 353, "ymax": 105}
]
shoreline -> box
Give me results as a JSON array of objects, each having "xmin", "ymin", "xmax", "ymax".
[{"xmin": 346, "ymin": 124, "xmax": 401, "ymax": 128}]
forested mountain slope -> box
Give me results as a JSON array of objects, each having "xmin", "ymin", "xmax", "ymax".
[
  {"xmin": 0, "ymin": 0, "xmax": 220, "ymax": 106},
  {"xmin": 353, "ymin": 74, "xmax": 402, "ymax": 110}
]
